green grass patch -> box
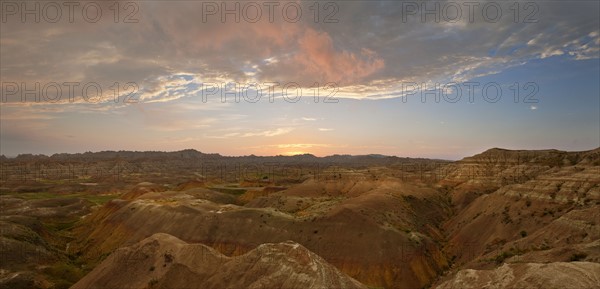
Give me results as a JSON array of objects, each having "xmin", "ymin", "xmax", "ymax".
[
  {"xmin": 210, "ymin": 187, "xmax": 247, "ymax": 195},
  {"xmin": 81, "ymin": 194, "xmax": 118, "ymax": 205},
  {"xmin": 1, "ymin": 191, "xmax": 75, "ymax": 199},
  {"xmin": 38, "ymin": 179, "xmax": 75, "ymax": 185},
  {"xmin": 1, "ymin": 191, "xmax": 118, "ymax": 205},
  {"xmin": 42, "ymin": 261, "xmax": 86, "ymax": 289},
  {"xmin": 44, "ymin": 219, "xmax": 80, "ymax": 232},
  {"xmin": 493, "ymin": 247, "xmax": 527, "ymax": 264}
]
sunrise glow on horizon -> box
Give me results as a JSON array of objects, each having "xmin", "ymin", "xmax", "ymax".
[{"xmin": 1, "ymin": 1, "xmax": 598, "ymax": 160}]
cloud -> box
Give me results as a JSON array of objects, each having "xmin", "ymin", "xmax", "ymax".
[
  {"xmin": 206, "ymin": 127, "xmax": 294, "ymax": 139},
  {"xmin": 144, "ymin": 118, "xmax": 216, "ymax": 132},
  {"xmin": 1, "ymin": 1, "xmax": 598, "ymax": 106},
  {"xmin": 275, "ymin": 143, "xmax": 331, "ymax": 149},
  {"xmin": 243, "ymin": 143, "xmax": 334, "ymax": 151},
  {"xmin": 291, "ymin": 28, "xmax": 385, "ymax": 84},
  {"xmin": 241, "ymin": 127, "xmax": 294, "ymax": 137}
]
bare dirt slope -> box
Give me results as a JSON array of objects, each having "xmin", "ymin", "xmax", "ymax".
[
  {"xmin": 2, "ymin": 148, "xmax": 598, "ymax": 289},
  {"xmin": 435, "ymin": 262, "xmax": 600, "ymax": 289},
  {"xmin": 71, "ymin": 179, "xmax": 451, "ymax": 289},
  {"xmin": 432, "ymin": 148, "xmax": 600, "ymax": 288},
  {"xmin": 71, "ymin": 233, "xmax": 368, "ymax": 289},
  {"xmin": 0, "ymin": 195, "xmax": 96, "ymax": 289}
]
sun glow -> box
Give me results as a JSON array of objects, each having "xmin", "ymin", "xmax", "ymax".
[{"xmin": 282, "ymin": 151, "xmax": 309, "ymax": 156}]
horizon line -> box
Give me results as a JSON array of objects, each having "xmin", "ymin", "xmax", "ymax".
[{"xmin": 2, "ymin": 146, "xmax": 599, "ymax": 161}]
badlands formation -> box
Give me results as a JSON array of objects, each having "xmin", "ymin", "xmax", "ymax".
[{"xmin": 0, "ymin": 148, "xmax": 598, "ymax": 288}]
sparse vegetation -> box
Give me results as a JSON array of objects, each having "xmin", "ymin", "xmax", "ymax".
[
  {"xmin": 494, "ymin": 251, "xmax": 514, "ymax": 264},
  {"xmin": 148, "ymin": 278, "xmax": 159, "ymax": 287},
  {"xmin": 210, "ymin": 187, "xmax": 247, "ymax": 195},
  {"xmin": 538, "ymin": 241, "xmax": 551, "ymax": 251},
  {"xmin": 42, "ymin": 261, "xmax": 86, "ymax": 289},
  {"xmin": 164, "ymin": 253, "xmax": 174, "ymax": 263},
  {"xmin": 569, "ymin": 253, "xmax": 588, "ymax": 261},
  {"xmin": 494, "ymin": 247, "xmax": 526, "ymax": 264},
  {"xmin": 2, "ymin": 147, "xmax": 598, "ymax": 289},
  {"xmin": 502, "ymin": 206, "xmax": 512, "ymax": 224},
  {"xmin": 1, "ymin": 191, "xmax": 118, "ymax": 205},
  {"xmin": 542, "ymin": 208, "xmax": 555, "ymax": 217}
]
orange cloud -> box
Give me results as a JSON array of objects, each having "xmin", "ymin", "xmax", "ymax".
[{"xmin": 294, "ymin": 28, "xmax": 385, "ymax": 84}]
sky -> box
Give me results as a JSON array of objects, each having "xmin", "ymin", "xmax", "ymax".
[{"xmin": 1, "ymin": 0, "xmax": 599, "ymax": 159}]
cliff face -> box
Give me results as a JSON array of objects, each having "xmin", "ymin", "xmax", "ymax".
[
  {"xmin": 442, "ymin": 148, "xmax": 599, "ymax": 191},
  {"xmin": 440, "ymin": 148, "xmax": 599, "ymax": 267},
  {"xmin": 71, "ymin": 233, "xmax": 368, "ymax": 289}
]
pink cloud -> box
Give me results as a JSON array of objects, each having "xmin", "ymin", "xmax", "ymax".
[
  {"xmin": 153, "ymin": 4, "xmax": 383, "ymax": 85},
  {"xmin": 294, "ymin": 28, "xmax": 385, "ymax": 84}
]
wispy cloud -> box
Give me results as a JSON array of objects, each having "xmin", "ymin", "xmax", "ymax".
[
  {"xmin": 1, "ymin": 1, "xmax": 598, "ymax": 157},
  {"xmin": 241, "ymin": 127, "xmax": 294, "ymax": 137},
  {"xmin": 205, "ymin": 127, "xmax": 294, "ymax": 139}
]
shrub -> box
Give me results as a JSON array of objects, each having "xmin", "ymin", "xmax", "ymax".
[
  {"xmin": 569, "ymin": 252, "xmax": 587, "ymax": 261},
  {"xmin": 43, "ymin": 262, "xmax": 85, "ymax": 283},
  {"xmin": 164, "ymin": 253, "xmax": 174, "ymax": 263},
  {"xmin": 520, "ymin": 230, "xmax": 527, "ymax": 238},
  {"xmin": 53, "ymin": 279, "xmax": 73, "ymax": 289},
  {"xmin": 148, "ymin": 279, "xmax": 159, "ymax": 287},
  {"xmin": 494, "ymin": 251, "xmax": 514, "ymax": 264}
]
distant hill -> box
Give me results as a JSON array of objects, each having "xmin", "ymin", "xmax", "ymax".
[{"xmin": 2, "ymin": 149, "xmax": 451, "ymax": 166}]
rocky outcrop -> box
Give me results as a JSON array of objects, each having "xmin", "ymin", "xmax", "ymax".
[
  {"xmin": 435, "ymin": 262, "xmax": 600, "ymax": 289},
  {"xmin": 440, "ymin": 148, "xmax": 600, "ymax": 268},
  {"xmin": 71, "ymin": 233, "xmax": 368, "ymax": 289}
]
